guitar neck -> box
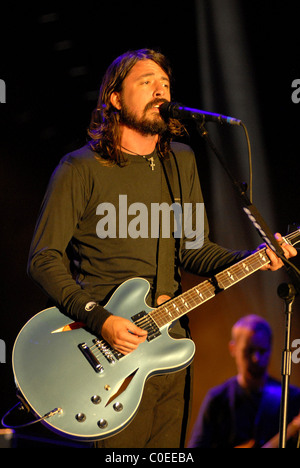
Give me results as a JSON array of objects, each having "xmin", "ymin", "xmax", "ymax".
[{"xmin": 150, "ymin": 229, "xmax": 300, "ymax": 329}]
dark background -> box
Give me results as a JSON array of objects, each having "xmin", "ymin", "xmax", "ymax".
[{"xmin": 1, "ymin": 0, "xmax": 300, "ymax": 447}]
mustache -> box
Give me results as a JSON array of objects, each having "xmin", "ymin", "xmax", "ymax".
[{"xmin": 144, "ymin": 98, "xmax": 169, "ymax": 113}]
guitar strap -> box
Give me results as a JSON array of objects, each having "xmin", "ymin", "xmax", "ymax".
[
  {"xmin": 157, "ymin": 150, "xmax": 193, "ymax": 447},
  {"xmin": 154, "ymin": 149, "xmax": 183, "ymax": 306}
]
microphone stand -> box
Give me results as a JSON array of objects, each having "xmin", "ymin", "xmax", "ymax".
[
  {"xmin": 195, "ymin": 122, "xmax": 300, "ymax": 448},
  {"xmin": 277, "ymin": 283, "xmax": 297, "ymax": 448}
]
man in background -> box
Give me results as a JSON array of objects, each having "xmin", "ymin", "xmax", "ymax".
[{"xmin": 188, "ymin": 315, "xmax": 300, "ymax": 448}]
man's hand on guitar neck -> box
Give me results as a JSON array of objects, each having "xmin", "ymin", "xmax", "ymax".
[
  {"xmin": 260, "ymin": 233, "xmax": 297, "ymax": 271},
  {"xmin": 101, "ymin": 315, "xmax": 148, "ymax": 355}
]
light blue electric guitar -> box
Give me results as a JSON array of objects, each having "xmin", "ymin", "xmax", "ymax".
[{"xmin": 12, "ymin": 229, "xmax": 300, "ymax": 441}]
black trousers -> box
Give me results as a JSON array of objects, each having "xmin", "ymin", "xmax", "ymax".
[{"xmin": 95, "ymin": 367, "xmax": 192, "ymax": 449}]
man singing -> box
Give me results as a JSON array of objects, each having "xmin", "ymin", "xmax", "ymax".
[{"xmin": 28, "ymin": 49, "xmax": 297, "ymax": 448}]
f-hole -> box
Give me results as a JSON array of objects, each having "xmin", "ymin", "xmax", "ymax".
[{"xmin": 105, "ymin": 369, "xmax": 138, "ymax": 407}]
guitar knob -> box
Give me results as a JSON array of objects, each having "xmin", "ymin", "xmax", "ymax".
[
  {"xmin": 75, "ymin": 413, "xmax": 86, "ymax": 422},
  {"xmin": 91, "ymin": 395, "xmax": 101, "ymax": 404},
  {"xmin": 97, "ymin": 419, "xmax": 108, "ymax": 429},
  {"xmin": 113, "ymin": 402, "xmax": 123, "ymax": 412}
]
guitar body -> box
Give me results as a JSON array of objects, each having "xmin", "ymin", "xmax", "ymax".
[{"xmin": 12, "ymin": 278, "xmax": 195, "ymax": 441}]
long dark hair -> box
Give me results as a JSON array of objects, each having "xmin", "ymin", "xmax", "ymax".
[{"xmin": 87, "ymin": 49, "xmax": 185, "ymax": 166}]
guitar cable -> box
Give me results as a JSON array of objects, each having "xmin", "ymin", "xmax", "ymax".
[
  {"xmin": 1, "ymin": 401, "xmax": 63, "ymax": 430},
  {"xmin": 240, "ymin": 122, "xmax": 253, "ymax": 204}
]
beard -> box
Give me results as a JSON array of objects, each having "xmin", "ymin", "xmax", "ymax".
[{"xmin": 119, "ymin": 98, "xmax": 169, "ymax": 136}]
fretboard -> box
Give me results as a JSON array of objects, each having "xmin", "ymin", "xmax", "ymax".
[{"xmin": 150, "ymin": 229, "xmax": 300, "ymax": 329}]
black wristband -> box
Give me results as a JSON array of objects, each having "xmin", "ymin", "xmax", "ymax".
[{"xmin": 81, "ymin": 302, "xmax": 112, "ymax": 336}]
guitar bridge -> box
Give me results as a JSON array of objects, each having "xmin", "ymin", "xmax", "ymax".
[
  {"xmin": 93, "ymin": 339, "xmax": 123, "ymax": 363},
  {"xmin": 131, "ymin": 311, "xmax": 161, "ymax": 342},
  {"xmin": 78, "ymin": 343, "xmax": 104, "ymax": 373}
]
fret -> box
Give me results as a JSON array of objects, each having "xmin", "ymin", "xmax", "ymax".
[
  {"xmin": 149, "ymin": 228, "xmax": 300, "ymax": 330},
  {"xmin": 180, "ymin": 297, "xmax": 189, "ymax": 309},
  {"xmin": 217, "ymin": 250, "xmax": 270, "ymax": 290},
  {"xmin": 151, "ymin": 280, "xmax": 216, "ymax": 328},
  {"xmin": 193, "ymin": 283, "xmax": 215, "ymax": 303}
]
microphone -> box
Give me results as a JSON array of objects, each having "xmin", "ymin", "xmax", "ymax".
[{"xmin": 160, "ymin": 101, "xmax": 241, "ymax": 126}]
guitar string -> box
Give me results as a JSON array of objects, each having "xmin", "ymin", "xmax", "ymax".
[
  {"xmin": 110, "ymin": 232, "xmax": 299, "ymax": 331},
  {"xmin": 117, "ymin": 232, "xmax": 299, "ymax": 332},
  {"xmin": 284, "ymin": 231, "xmax": 300, "ymax": 243},
  {"xmin": 151, "ymin": 270, "xmax": 257, "ymax": 325},
  {"xmin": 92, "ymin": 230, "xmax": 300, "ymax": 347},
  {"xmin": 148, "ymin": 230, "xmax": 300, "ymax": 326},
  {"xmin": 150, "ymin": 249, "xmax": 270, "ymax": 326},
  {"xmin": 133, "ymin": 243, "xmax": 291, "ymax": 330}
]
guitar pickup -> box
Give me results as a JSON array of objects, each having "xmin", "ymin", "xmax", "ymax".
[
  {"xmin": 78, "ymin": 343, "xmax": 104, "ymax": 373},
  {"xmin": 131, "ymin": 311, "xmax": 161, "ymax": 342}
]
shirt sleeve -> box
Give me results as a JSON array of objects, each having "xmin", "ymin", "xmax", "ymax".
[{"xmin": 27, "ymin": 159, "xmax": 112, "ymax": 334}]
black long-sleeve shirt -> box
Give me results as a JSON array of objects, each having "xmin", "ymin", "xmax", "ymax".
[{"xmin": 28, "ymin": 142, "xmax": 249, "ymax": 335}]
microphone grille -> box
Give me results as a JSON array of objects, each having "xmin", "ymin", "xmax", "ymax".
[{"xmin": 159, "ymin": 101, "xmax": 180, "ymax": 119}]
